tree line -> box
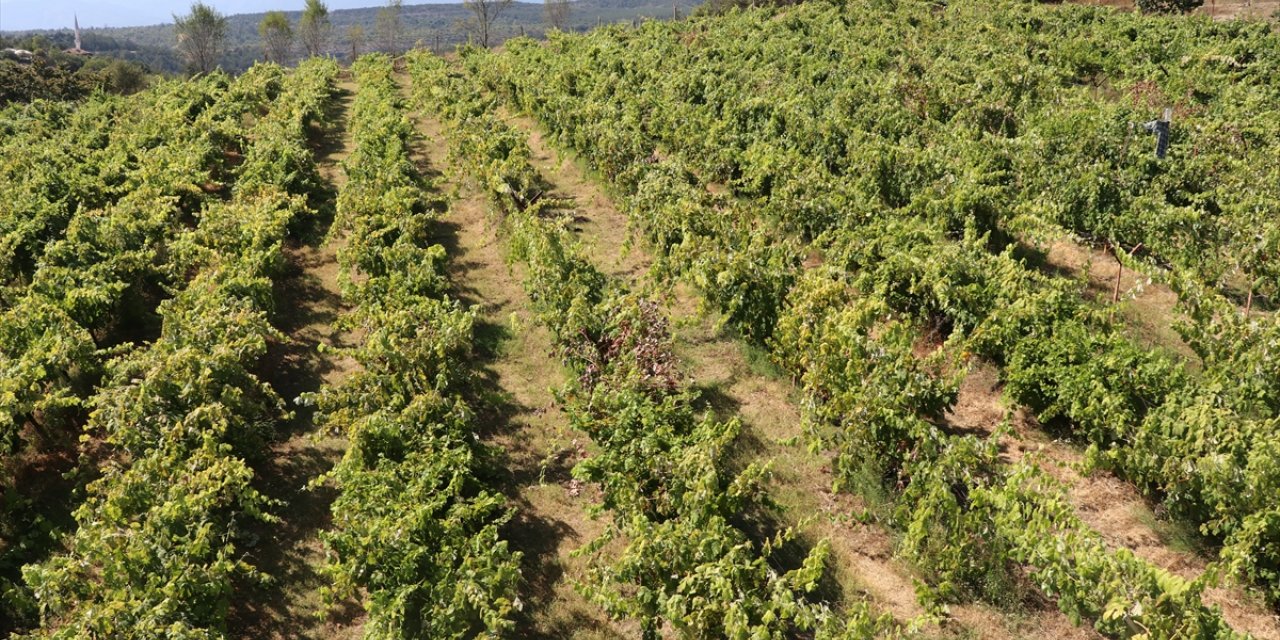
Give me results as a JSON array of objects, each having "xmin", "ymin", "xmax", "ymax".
[
  {"xmin": 0, "ymin": 34, "xmax": 153, "ymax": 104},
  {"xmin": 175, "ymin": 0, "xmax": 575, "ymax": 74}
]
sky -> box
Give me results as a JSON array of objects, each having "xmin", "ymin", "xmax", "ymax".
[{"xmin": 0, "ymin": 0, "xmax": 426, "ymax": 32}]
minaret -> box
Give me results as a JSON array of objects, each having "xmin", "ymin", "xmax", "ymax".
[{"xmin": 74, "ymin": 15, "xmax": 82, "ymax": 51}]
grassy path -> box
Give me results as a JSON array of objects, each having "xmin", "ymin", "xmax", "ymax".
[
  {"xmin": 401, "ymin": 81, "xmax": 630, "ymax": 637},
  {"xmin": 949, "ymin": 358, "xmax": 1280, "ymax": 637},
  {"xmin": 228, "ymin": 76, "xmax": 364, "ymax": 640},
  {"xmin": 1018, "ymin": 233, "xmax": 1280, "ymax": 639}
]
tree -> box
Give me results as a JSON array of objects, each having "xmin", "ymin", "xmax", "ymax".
[
  {"xmin": 174, "ymin": 2, "xmax": 227, "ymax": 74},
  {"xmin": 347, "ymin": 24, "xmax": 366, "ymax": 61},
  {"xmin": 544, "ymin": 0, "xmax": 570, "ymax": 31},
  {"xmin": 375, "ymin": 0, "xmax": 404, "ymax": 53},
  {"xmin": 299, "ymin": 0, "xmax": 332, "ymax": 57},
  {"xmin": 345, "ymin": 24, "xmax": 366, "ymax": 60},
  {"xmin": 465, "ymin": 0, "xmax": 514, "ymax": 48},
  {"xmin": 258, "ymin": 11, "xmax": 294, "ymax": 64},
  {"xmin": 80, "ymin": 57, "xmax": 150, "ymax": 94}
]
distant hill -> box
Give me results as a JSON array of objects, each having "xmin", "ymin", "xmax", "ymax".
[
  {"xmin": 1, "ymin": 0, "xmax": 699, "ymax": 73},
  {"xmin": 0, "ymin": 1, "xmax": 386, "ymax": 31}
]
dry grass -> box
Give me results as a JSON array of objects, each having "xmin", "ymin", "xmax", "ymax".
[
  {"xmin": 228, "ymin": 77, "xmax": 365, "ymax": 640},
  {"xmin": 1034, "ymin": 237, "xmax": 1198, "ymax": 365},
  {"xmin": 947, "ymin": 360, "xmax": 1280, "ymax": 639}
]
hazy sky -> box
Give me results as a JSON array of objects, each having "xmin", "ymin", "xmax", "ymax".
[{"xmin": 0, "ymin": 0, "xmax": 432, "ymax": 31}]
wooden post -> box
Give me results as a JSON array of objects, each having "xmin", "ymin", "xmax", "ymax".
[
  {"xmin": 1246, "ymin": 277, "xmax": 1255, "ymax": 318},
  {"xmin": 1112, "ymin": 255, "xmax": 1124, "ymax": 303},
  {"xmin": 1156, "ymin": 107, "xmax": 1172, "ymax": 159},
  {"xmin": 1111, "ymin": 243, "xmax": 1124, "ymax": 304},
  {"xmin": 1111, "ymin": 242, "xmax": 1143, "ymax": 304},
  {"xmin": 673, "ymin": 2, "xmax": 680, "ymax": 19}
]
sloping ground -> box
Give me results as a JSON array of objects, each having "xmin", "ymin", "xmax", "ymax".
[
  {"xmin": 229, "ymin": 77, "xmax": 364, "ymax": 640},
  {"xmin": 509, "ymin": 111, "xmax": 1106, "ymax": 640},
  {"xmin": 1035, "ymin": 238, "xmax": 1195, "ymax": 363},
  {"xmin": 1007, "ymin": 236, "xmax": 1280, "ymax": 637},
  {"xmin": 947, "ymin": 357, "xmax": 1280, "ymax": 638},
  {"xmin": 212, "ymin": 57, "xmax": 1279, "ymax": 638},
  {"xmin": 406, "ymin": 104, "xmax": 632, "ymax": 638},
  {"xmin": 523, "ymin": 83, "xmax": 1280, "ymax": 640}
]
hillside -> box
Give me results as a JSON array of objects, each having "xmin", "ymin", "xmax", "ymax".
[
  {"xmin": 1, "ymin": 0, "xmax": 698, "ymax": 73},
  {"xmin": 4, "ymin": 0, "xmax": 1280, "ymax": 638}
]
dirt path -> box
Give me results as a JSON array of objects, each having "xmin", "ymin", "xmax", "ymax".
[
  {"xmin": 511, "ymin": 114, "xmax": 651, "ymax": 282},
  {"xmin": 521, "ymin": 115, "xmax": 1280, "ymax": 637},
  {"xmin": 403, "ymin": 92, "xmax": 630, "ymax": 637},
  {"xmin": 948, "ymin": 361, "xmax": 1280, "ymax": 638},
  {"xmin": 229, "ymin": 77, "xmax": 364, "ymax": 640},
  {"xmin": 508, "ymin": 113, "xmax": 1106, "ymax": 640},
  {"xmin": 1032, "ymin": 238, "xmax": 1196, "ymax": 363}
]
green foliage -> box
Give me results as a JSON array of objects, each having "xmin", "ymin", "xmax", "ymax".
[
  {"xmin": 78, "ymin": 58, "xmax": 151, "ymax": 95},
  {"xmin": 472, "ymin": 5, "xmax": 1268, "ymax": 633},
  {"xmin": 1136, "ymin": 0, "xmax": 1205, "ymax": 14},
  {"xmin": 409, "ymin": 48, "xmax": 898, "ymax": 638},
  {"xmin": 258, "ymin": 11, "xmax": 294, "ymax": 64},
  {"xmin": 0, "ymin": 57, "xmax": 99, "ymax": 105},
  {"xmin": 976, "ymin": 464, "xmax": 1234, "ymax": 638},
  {"xmin": 14, "ymin": 58, "xmax": 338, "ymax": 638},
  {"xmin": 0, "ymin": 72, "xmax": 241, "ymax": 463},
  {"xmin": 175, "ymin": 2, "xmax": 228, "ymax": 74},
  {"xmin": 310, "ymin": 54, "xmax": 523, "ymax": 638},
  {"xmin": 0, "ymin": 298, "xmax": 96, "ymax": 453},
  {"xmin": 300, "ymin": 0, "xmax": 332, "ymax": 58},
  {"xmin": 6, "ymin": 0, "xmax": 1278, "ymax": 634}
]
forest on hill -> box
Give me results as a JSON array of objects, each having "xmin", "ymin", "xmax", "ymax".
[{"xmin": 1, "ymin": 0, "xmax": 699, "ymax": 73}]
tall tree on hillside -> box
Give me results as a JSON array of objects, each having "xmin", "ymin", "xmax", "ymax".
[
  {"xmin": 174, "ymin": 2, "xmax": 227, "ymax": 74},
  {"xmin": 544, "ymin": 0, "xmax": 570, "ymax": 31},
  {"xmin": 465, "ymin": 0, "xmax": 514, "ymax": 48},
  {"xmin": 375, "ymin": 0, "xmax": 404, "ymax": 53},
  {"xmin": 347, "ymin": 24, "xmax": 366, "ymax": 61},
  {"xmin": 258, "ymin": 11, "xmax": 294, "ymax": 64},
  {"xmin": 299, "ymin": 0, "xmax": 332, "ymax": 57}
]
